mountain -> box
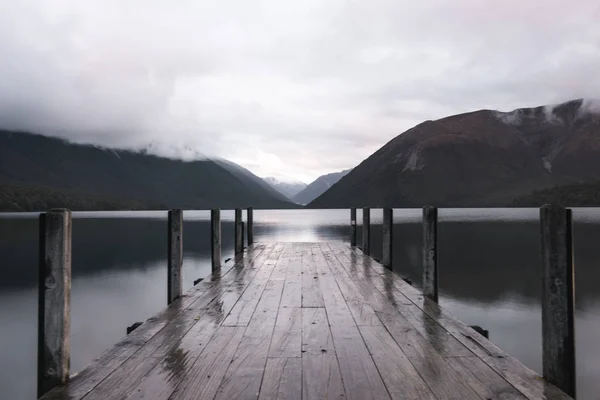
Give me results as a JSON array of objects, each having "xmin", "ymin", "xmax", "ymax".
[
  {"xmin": 293, "ymin": 169, "xmax": 352, "ymax": 205},
  {"xmin": 0, "ymin": 130, "xmax": 296, "ymax": 210},
  {"xmin": 309, "ymin": 99, "xmax": 600, "ymax": 208},
  {"xmin": 263, "ymin": 177, "xmax": 307, "ymax": 199},
  {"xmin": 513, "ymin": 181, "xmax": 600, "ymax": 207}
]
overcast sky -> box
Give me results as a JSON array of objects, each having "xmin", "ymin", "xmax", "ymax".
[{"xmin": 1, "ymin": 0, "xmax": 599, "ymax": 182}]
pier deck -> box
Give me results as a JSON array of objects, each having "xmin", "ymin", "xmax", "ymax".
[{"xmin": 41, "ymin": 242, "xmax": 571, "ymax": 400}]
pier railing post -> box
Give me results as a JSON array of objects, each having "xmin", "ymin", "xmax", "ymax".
[
  {"xmin": 422, "ymin": 206, "xmax": 438, "ymax": 303},
  {"xmin": 234, "ymin": 208, "xmax": 243, "ymax": 255},
  {"xmin": 350, "ymin": 208, "xmax": 357, "ymax": 246},
  {"xmin": 362, "ymin": 208, "xmax": 370, "ymax": 255},
  {"xmin": 247, "ymin": 208, "xmax": 254, "ymax": 246},
  {"xmin": 38, "ymin": 209, "xmax": 72, "ymax": 398},
  {"xmin": 211, "ymin": 209, "xmax": 221, "ymax": 272},
  {"xmin": 167, "ymin": 209, "xmax": 183, "ymax": 305},
  {"xmin": 382, "ymin": 208, "xmax": 393, "ymax": 270},
  {"xmin": 241, "ymin": 221, "xmax": 245, "ymax": 251},
  {"xmin": 540, "ymin": 205, "xmax": 576, "ymax": 397}
]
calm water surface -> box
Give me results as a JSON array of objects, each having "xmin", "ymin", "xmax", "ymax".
[{"xmin": 1, "ymin": 209, "xmax": 600, "ymax": 399}]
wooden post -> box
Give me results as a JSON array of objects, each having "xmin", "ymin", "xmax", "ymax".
[
  {"xmin": 382, "ymin": 208, "xmax": 393, "ymax": 270},
  {"xmin": 211, "ymin": 209, "xmax": 221, "ymax": 272},
  {"xmin": 247, "ymin": 208, "xmax": 254, "ymax": 246},
  {"xmin": 350, "ymin": 208, "xmax": 357, "ymax": 246},
  {"xmin": 38, "ymin": 209, "xmax": 72, "ymax": 398},
  {"xmin": 422, "ymin": 206, "xmax": 438, "ymax": 303},
  {"xmin": 241, "ymin": 221, "xmax": 245, "ymax": 251},
  {"xmin": 167, "ymin": 209, "xmax": 183, "ymax": 305},
  {"xmin": 362, "ymin": 208, "xmax": 370, "ymax": 255},
  {"xmin": 540, "ymin": 205, "xmax": 575, "ymax": 397},
  {"xmin": 234, "ymin": 208, "xmax": 243, "ymax": 255}
]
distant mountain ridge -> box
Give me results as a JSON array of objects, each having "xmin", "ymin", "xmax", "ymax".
[
  {"xmin": 263, "ymin": 177, "xmax": 307, "ymax": 199},
  {"xmin": 309, "ymin": 99, "xmax": 600, "ymax": 208},
  {"xmin": 0, "ymin": 130, "xmax": 295, "ymax": 210},
  {"xmin": 293, "ymin": 169, "xmax": 352, "ymax": 205}
]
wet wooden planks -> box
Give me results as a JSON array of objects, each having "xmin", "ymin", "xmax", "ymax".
[{"xmin": 41, "ymin": 242, "xmax": 572, "ymax": 400}]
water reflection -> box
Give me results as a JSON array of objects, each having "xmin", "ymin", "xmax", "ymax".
[{"xmin": 1, "ymin": 209, "xmax": 600, "ymax": 398}]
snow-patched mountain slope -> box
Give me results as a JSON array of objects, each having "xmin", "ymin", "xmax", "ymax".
[
  {"xmin": 308, "ymin": 99, "xmax": 600, "ymax": 208},
  {"xmin": 292, "ymin": 169, "xmax": 352, "ymax": 205},
  {"xmin": 263, "ymin": 177, "xmax": 307, "ymax": 199}
]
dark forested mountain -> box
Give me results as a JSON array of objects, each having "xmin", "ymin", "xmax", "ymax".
[
  {"xmin": 309, "ymin": 99, "xmax": 600, "ymax": 208},
  {"xmin": 0, "ymin": 131, "xmax": 295, "ymax": 210},
  {"xmin": 263, "ymin": 177, "xmax": 307, "ymax": 199},
  {"xmin": 292, "ymin": 169, "xmax": 352, "ymax": 205},
  {"xmin": 512, "ymin": 181, "xmax": 600, "ymax": 207}
]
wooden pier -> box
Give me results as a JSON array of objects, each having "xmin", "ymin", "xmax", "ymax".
[{"xmin": 37, "ymin": 207, "xmax": 575, "ymax": 400}]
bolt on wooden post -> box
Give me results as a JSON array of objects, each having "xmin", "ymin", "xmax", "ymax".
[
  {"xmin": 382, "ymin": 208, "xmax": 393, "ymax": 270},
  {"xmin": 38, "ymin": 209, "xmax": 72, "ymax": 398},
  {"xmin": 422, "ymin": 206, "xmax": 438, "ymax": 303},
  {"xmin": 350, "ymin": 208, "xmax": 357, "ymax": 246},
  {"xmin": 362, "ymin": 208, "xmax": 370, "ymax": 255},
  {"xmin": 247, "ymin": 208, "xmax": 254, "ymax": 246},
  {"xmin": 540, "ymin": 205, "xmax": 576, "ymax": 398},
  {"xmin": 167, "ymin": 209, "xmax": 183, "ymax": 305},
  {"xmin": 234, "ymin": 208, "xmax": 243, "ymax": 255},
  {"xmin": 211, "ymin": 209, "xmax": 221, "ymax": 272}
]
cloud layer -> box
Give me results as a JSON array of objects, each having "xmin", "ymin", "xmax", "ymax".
[{"xmin": 1, "ymin": 0, "xmax": 599, "ymax": 181}]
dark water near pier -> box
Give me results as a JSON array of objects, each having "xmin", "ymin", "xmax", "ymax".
[{"xmin": 1, "ymin": 209, "xmax": 600, "ymax": 399}]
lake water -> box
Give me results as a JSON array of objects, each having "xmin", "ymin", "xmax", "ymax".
[{"xmin": 1, "ymin": 208, "xmax": 600, "ymax": 399}]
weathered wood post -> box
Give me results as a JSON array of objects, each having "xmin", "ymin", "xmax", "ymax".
[
  {"xmin": 540, "ymin": 205, "xmax": 575, "ymax": 397},
  {"xmin": 422, "ymin": 206, "xmax": 438, "ymax": 303},
  {"xmin": 211, "ymin": 209, "xmax": 221, "ymax": 272},
  {"xmin": 350, "ymin": 208, "xmax": 357, "ymax": 247},
  {"xmin": 247, "ymin": 208, "xmax": 254, "ymax": 246},
  {"xmin": 362, "ymin": 208, "xmax": 370, "ymax": 255},
  {"xmin": 167, "ymin": 209, "xmax": 183, "ymax": 305},
  {"xmin": 38, "ymin": 209, "xmax": 72, "ymax": 398},
  {"xmin": 234, "ymin": 208, "xmax": 243, "ymax": 255},
  {"xmin": 241, "ymin": 221, "xmax": 245, "ymax": 251},
  {"xmin": 382, "ymin": 208, "xmax": 393, "ymax": 270}
]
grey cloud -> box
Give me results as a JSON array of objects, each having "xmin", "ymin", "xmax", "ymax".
[{"xmin": 0, "ymin": 0, "xmax": 598, "ymax": 182}]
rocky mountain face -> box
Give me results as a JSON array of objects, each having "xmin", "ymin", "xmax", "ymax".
[
  {"xmin": 309, "ymin": 99, "xmax": 600, "ymax": 208},
  {"xmin": 0, "ymin": 130, "xmax": 295, "ymax": 210},
  {"xmin": 293, "ymin": 169, "xmax": 352, "ymax": 205},
  {"xmin": 263, "ymin": 177, "xmax": 307, "ymax": 199}
]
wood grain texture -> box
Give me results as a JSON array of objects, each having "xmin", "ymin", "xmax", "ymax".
[
  {"xmin": 168, "ymin": 209, "xmax": 183, "ymax": 304},
  {"xmin": 445, "ymin": 357, "xmax": 527, "ymax": 400},
  {"xmin": 211, "ymin": 208, "xmax": 221, "ymax": 272},
  {"xmin": 331, "ymin": 325, "xmax": 390, "ymax": 400},
  {"xmin": 235, "ymin": 208, "xmax": 243, "ymax": 255},
  {"xmin": 40, "ymin": 242, "xmax": 573, "ymax": 400},
  {"xmin": 348, "ymin": 244, "xmax": 572, "ymax": 400},
  {"xmin": 540, "ymin": 205, "xmax": 576, "ymax": 397},
  {"xmin": 302, "ymin": 354, "xmax": 345, "ymax": 399},
  {"xmin": 40, "ymin": 244, "xmax": 268, "ymax": 400},
  {"xmin": 247, "ymin": 207, "xmax": 254, "ymax": 246},
  {"xmin": 301, "ymin": 308, "xmax": 334, "ymax": 354},
  {"xmin": 382, "ymin": 207, "xmax": 393, "ymax": 269},
  {"xmin": 169, "ymin": 326, "xmax": 246, "ymax": 400},
  {"xmin": 422, "ymin": 206, "xmax": 438, "ymax": 302},
  {"xmin": 259, "ymin": 358, "xmax": 301, "ymax": 400},
  {"xmin": 269, "ymin": 307, "xmax": 302, "ymax": 358},
  {"xmin": 301, "ymin": 251, "xmax": 325, "ymax": 308},
  {"xmin": 362, "ymin": 207, "xmax": 371, "ymax": 255},
  {"xmin": 350, "ymin": 208, "xmax": 357, "ymax": 247},
  {"xmin": 359, "ymin": 326, "xmax": 435, "ymax": 400},
  {"xmin": 38, "ymin": 209, "xmax": 72, "ymax": 398}
]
